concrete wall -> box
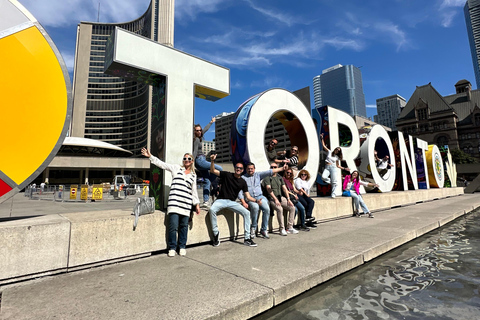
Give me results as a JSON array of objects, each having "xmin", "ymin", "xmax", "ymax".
[{"xmin": 0, "ymin": 187, "xmax": 464, "ymax": 283}]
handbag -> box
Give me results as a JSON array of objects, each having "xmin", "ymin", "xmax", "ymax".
[
  {"xmin": 288, "ymin": 193, "xmax": 298, "ymax": 204},
  {"xmin": 342, "ymin": 190, "xmax": 351, "ymax": 197},
  {"xmin": 133, "ymin": 196, "xmax": 155, "ymax": 230}
]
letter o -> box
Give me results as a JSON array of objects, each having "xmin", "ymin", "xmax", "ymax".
[{"xmin": 230, "ymin": 89, "xmax": 320, "ymax": 185}]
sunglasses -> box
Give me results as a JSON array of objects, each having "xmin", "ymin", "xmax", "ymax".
[
  {"xmin": 270, "ymin": 166, "xmax": 278, "ymax": 169},
  {"xmin": 270, "ymin": 141, "xmax": 277, "ymax": 145},
  {"xmin": 194, "ymin": 129, "xmax": 202, "ymax": 132},
  {"xmin": 183, "ymin": 157, "xmax": 193, "ymax": 161},
  {"xmin": 286, "ymin": 172, "xmax": 292, "ymax": 175},
  {"xmin": 292, "ymin": 149, "xmax": 298, "ymax": 152},
  {"xmin": 235, "ymin": 166, "xmax": 244, "ymax": 170},
  {"xmin": 300, "ymin": 174, "xmax": 307, "ymax": 176}
]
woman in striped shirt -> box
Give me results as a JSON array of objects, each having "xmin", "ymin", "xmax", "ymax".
[{"xmin": 141, "ymin": 148, "xmax": 200, "ymax": 257}]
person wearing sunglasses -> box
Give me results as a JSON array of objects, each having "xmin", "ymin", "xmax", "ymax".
[
  {"xmin": 278, "ymin": 146, "xmax": 300, "ymax": 176},
  {"xmin": 193, "ymin": 117, "xmax": 223, "ymax": 209},
  {"xmin": 141, "ymin": 147, "xmax": 200, "ymax": 257},
  {"xmin": 238, "ymin": 162, "xmax": 287, "ymax": 239},
  {"xmin": 294, "ymin": 169, "xmax": 317, "ymax": 228},
  {"xmin": 208, "ymin": 154, "xmax": 259, "ymax": 247},
  {"xmin": 320, "ymin": 133, "xmax": 349, "ymax": 198},
  {"xmin": 282, "ymin": 169, "xmax": 309, "ymax": 233},
  {"xmin": 262, "ymin": 163, "xmax": 296, "ymax": 236}
]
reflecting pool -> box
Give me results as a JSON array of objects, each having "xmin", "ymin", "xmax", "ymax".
[{"xmin": 254, "ymin": 209, "xmax": 480, "ymax": 320}]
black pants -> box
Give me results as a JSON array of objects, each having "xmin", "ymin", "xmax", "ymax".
[{"xmin": 297, "ymin": 194, "xmax": 315, "ymax": 219}]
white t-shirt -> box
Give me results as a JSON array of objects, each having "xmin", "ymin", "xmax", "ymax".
[
  {"xmin": 377, "ymin": 159, "xmax": 389, "ymax": 170},
  {"xmin": 294, "ymin": 178, "xmax": 310, "ymax": 196},
  {"xmin": 325, "ymin": 150, "xmax": 339, "ymax": 165}
]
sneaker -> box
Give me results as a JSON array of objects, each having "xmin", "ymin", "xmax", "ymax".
[
  {"xmin": 306, "ymin": 221, "xmax": 317, "ymax": 229},
  {"xmin": 306, "ymin": 217, "xmax": 315, "ymax": 222},
  {"xmin": 202, "ymin": 201, "xmax": 210, "ymax": 209},
  {"xmin": 260, "ymin": 230, "xmax": 270, "ymax": 239},
  {"xmin": 298, "ymin": 225, "xmax": 310, "ymax": 232},
  {"xmin": 280, "ymin": 228, "xmax": 288, "ymax": 236},
  {"xmin": 250, "ymin": 227, "xmax": 256, "ymax": 239},
  {"xmin": 368, "ymin": 213, "xmax": 375, "ymax": 218},
  {"xmin": 179, "ymin": 248, "xmax": 186, "ymax": 256},
  {"xmin": 213, "ymin": 232, "xmax": 220, "ymax": 247},
  {"xmin": 331, "ymin": 194, "xmax": 336, "ymax": 198},
  {"xmin": 244, "ymin": 238, "xmax": 257, "ymax": 247},
  {"xmin": 287, "ymin": 228, "xmax": 299, "ymax": 234},
  {"xmin": 168, "ymin": 250, "xmax": 176, "ymax": 257},
  {"xmin": 353, "ymin": 211, "xmax": 360, "ymax": 217}
]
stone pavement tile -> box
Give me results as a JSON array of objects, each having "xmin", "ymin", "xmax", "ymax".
[{"xmin": 1, "ymin": 254, "xmax": 273, "ymax": 320}]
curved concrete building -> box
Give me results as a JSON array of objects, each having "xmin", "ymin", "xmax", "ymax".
[{"xmin": 71, "ymin": 0, "xmax": 174, "ymax": 156}]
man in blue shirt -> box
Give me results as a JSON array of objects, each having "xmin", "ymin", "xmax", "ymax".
[{"xmin": 239, "ymin": 162, "xmax": 286, "ymax": 239}]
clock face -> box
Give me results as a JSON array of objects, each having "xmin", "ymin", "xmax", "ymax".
[{"xmin": 0, "ymin": 0, "xmax": 71, "ymax": 203}]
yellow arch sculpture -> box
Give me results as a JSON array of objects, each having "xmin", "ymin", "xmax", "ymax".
[{"xmin": 0, "ymin": 0, "xmax": 71, "ymax": 202}]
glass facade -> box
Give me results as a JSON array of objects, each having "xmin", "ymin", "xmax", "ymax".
[
  {"xmin": 72, "ymin": 0, "xmax": 174, "ymax": 156},
  {"xmin": 314, "ymin": 65, "xmax": 366, "ymax": 117},
  {"xmin": 465, "ymin": 0, "xmax": 480, "ymax": 89}
]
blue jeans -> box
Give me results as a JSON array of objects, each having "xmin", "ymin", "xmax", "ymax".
[
  {"xmin": 247, "ymin": 195, "xmax": 270, "ymax": 232},
  {"xmin": 322, "ymin": 164, "xmax": 338, "ymax": 196},
  {"xmin": 297, "ymin": 194, "xmax": 315, "ymax": 219},
  {"xmin": 196, "ymin": 155, "xmax": 223, "ymax": 202},
  {"xmin": 349, "ymin": 193, "xmax": 370, "ymax": 213},
  {"xmin": 209, "ymin": 199, "xmax": 251, "ymax": 239},
  {"xmin": 168, "ymin": 213, "xmax": 190, "ymax": 250},
  {"xmin": 294, "ymin": 201, "xmax": 306, "ymax": 226}
]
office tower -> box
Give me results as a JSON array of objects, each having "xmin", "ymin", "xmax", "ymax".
[
  {"xmin": 202, "ymin": 140, "xmax": 216, "ymax": 155},
  {"xmin": 214, "ymin": 112, "xmax": 235, "ymax": 163},
  {"xmin": 465, "ymin": 0, "xmax": 480, "ymax": 89},
  {"xmin": 312, "ymin": 64, "xmax": 367, "ymax": 117},
  {"xmin": 71, "ymin": 0, "xmax": 174, "ymax": 156},
  {"xmin": 376, "ymin": 94, "xmax": 406, "ymax": 130}
]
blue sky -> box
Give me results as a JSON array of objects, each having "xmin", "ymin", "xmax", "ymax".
[{"xmin": 22, "ymin": 0, "xmax": 473, "ymax": 141}]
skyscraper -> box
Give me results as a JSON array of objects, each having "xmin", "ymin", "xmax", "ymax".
[
  {"xmin": 376, "ymin": 94, "xmax": 406, "ymax": 131},
  {"xmin": 312, "ymin": 64, "xmax": 367, "ymax": 117},
  {"xmin": 71, "ymin": 0, "xmax": 174, "ymax": 156},
  {"xmin": 465, "ymin": 0, "xmax": 480, "ymax": 89}
]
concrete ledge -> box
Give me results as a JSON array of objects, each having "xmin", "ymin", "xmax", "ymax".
[
  {"xmin": 61, "ymin": 210, "xmax": 167, "ymax": 267},
  {"xmin": 0, "ymin": 187, "xmax": 466, "ymax": 282},
  {"xmin": 0, "ymin": 215, "xmax": 70, "ymax": 281}
]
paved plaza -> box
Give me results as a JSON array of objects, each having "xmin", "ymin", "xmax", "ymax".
[{"xmin": 0, "ymin": 193, "xmax": 479, "ymax": 319}]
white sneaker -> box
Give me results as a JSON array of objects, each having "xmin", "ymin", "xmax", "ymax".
[
  {"xmin": 287, "ymin": 228, "xmax": 299, "ymax": 234},
  {"xmin": 168, "ymin": 250, "xmax": 176, "ymax": 257},
  {"xmin": 179, "ymin": 248, "xmax": 186, "ymax": 256},
  {"xmin": 202, "ymin": 201, "xmax": 210, "ymax": 209},
  {"xmin": 280, "ymin": 228, "xmax": 288, "ymax": 236}
]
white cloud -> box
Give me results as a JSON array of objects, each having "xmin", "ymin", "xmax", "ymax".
[
  {"xmin": 375, "ymin": 22, "xmax": 409, "ymax": 52},
  {"xmin": 440, "ymin": 0, "xmax": 466, "ymax": 9},
  {"xmin": 366, "ymin": 104, "xmax": 377, "ymax": 109},
  {"xmin": 21, "ymin": 0, "xmax": 147, "ymax": 27},
  {"xmin": 244, "ymin": 0, "xmax": 297, "ymax": 26},
  {"xmin": 323, "ymin": 37, "xmax": 364, "ymax": 51},
  {"xmin": 175, "ymin": 0, "xmax": 226, "ymax": 21},
  {"xmin": 441, "ymin": 11, "xmax": 457, "ymax": 27}
]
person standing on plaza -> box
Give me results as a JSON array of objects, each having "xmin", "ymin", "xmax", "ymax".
[
  {"xmin": 320, "ymin": 133, "xmax": 349, "ymax": 198},
  {"xmin": 239, "ymin": 162, "xmax": 286, "ymax": 239},
  {"xmin": 262, "ymin": 162, "xmax": 296, "ymax": 236},
  {"xmin": 342, "ymin": 170, "xmax": 378, "ymax": 218},
  {"xmin": 193, "ymin": 117, "xmax": 222, "ymax": 208},
  {"xmin": 294, "ymin": 169, "xmax": 317, "ymax": 229},
  {"xmin": 141, "ymin": 147, "xmax": 200, "ymax": 257},
  {"xmin": 208, "ymin": 154, "xmax": 258, "ymax": 247}
]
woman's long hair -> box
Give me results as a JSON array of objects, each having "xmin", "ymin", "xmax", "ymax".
[
  {"xmin": 284, "ymin": 169, "xmax": 294, "ymax": 185},
  {"xmin": 183, "ymin": 153, "xmax": 196, "ymax": 173},
  {"xmin": 298, "ymin": 169, "xmax": 310, "ymax": 180},
  {"xmin": 350, "ymin": 170, "xmax": 360, "ymax": 184},
  {"xmin": 334, "ymin": 147, "xmax": 343, "ymax": 160},
  {"xmin": 193, "ymin": 124, "xmax": 203, "ymax": 142}
]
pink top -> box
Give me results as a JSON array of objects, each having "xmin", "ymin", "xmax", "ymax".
[{"xmin": 342, "ymin": 175, "xmax": 368, "ymax": 195}]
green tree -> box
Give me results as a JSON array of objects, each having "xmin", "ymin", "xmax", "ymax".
[{"xmin": 449, "ymin": 148, "xmax": 478, "ymax": 164}]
